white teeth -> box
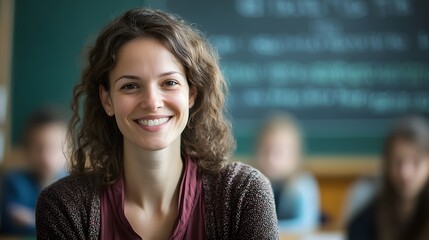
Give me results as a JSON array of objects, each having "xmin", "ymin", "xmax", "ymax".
[{"xmin": 138, "ymin": 117, "xmax": 169, "ymax": 127}]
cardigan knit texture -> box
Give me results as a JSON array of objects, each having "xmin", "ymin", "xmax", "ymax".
[{"xmin": 36, "ymin": 162, "xmax": 279, "ymax": 239}]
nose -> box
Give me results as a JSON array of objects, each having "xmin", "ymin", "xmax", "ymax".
[{"xmin": 140, "ymin": 85, "xmax": 164, "ymax": 111}]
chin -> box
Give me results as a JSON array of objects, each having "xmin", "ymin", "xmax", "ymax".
[
  {"xmin": 400, "ymin": 190, "xmax": 419, "ymax": 201},
  {"xmin": 138, "ymin": 141, "xmax": 171, "ymax": 151},
  {"xmin": 140, "ymin": 145, "xmax": 168, "ymax": 151}
]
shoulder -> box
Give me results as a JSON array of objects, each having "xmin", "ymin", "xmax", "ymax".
[
  {"xmin": 295, "ymin": 172, "xmax": 317, "ymax": 184},
  {"xmin": 202, "ymin": 162, "xmax": 273, "ymax": 203},
  {"xmin": 39, "ymin": 174, "xmax": 100, "ymax": 203},
  {"xmin": 37, "ymin": 174, "xmax": 102, "ymax": 219},
  {"xmin": 36, "ymin": 174, "xmax": 101, "ymax": 239},
  {"xmin": 347, "ymin": 200, "xmax": 377, "ymax": 240},
  {"xmin": 291, "ymin": 172, "xmax": 319, "ymax": 193},
  {"xmin": 204, "ymin": 161, "xmax": 271, "ymax": 191},
  {"xmin": 37, "ymin": 174, "xmax": 101, "ymax": 217},
  {"xmin": 202, "ymin": 162, "xmax": 279, "ymax": 239},
  {"xmin": 2, "ymin": 170, "xmax": 34, "ymax": 185},
  {"xmin": 1, "ymin": 170, "xmax": 38, "ymax": 195}
]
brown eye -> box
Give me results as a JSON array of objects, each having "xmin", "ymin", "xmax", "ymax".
[
  {"xmin": 121, "ymin": 83, "xmax": 138, "ymax": 90},
  {"xmin": 164, "ymin": 80, "xmax": 179, "ymax": 87}
]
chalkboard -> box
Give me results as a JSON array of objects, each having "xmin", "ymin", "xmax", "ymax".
[
  {"xmin": 155, "ymin": 0, "xmax": 429, "ymax": 156},
  {"xmin": 11, "ymin": 0, "xmax": 146, "ymax": 144},
  {"xmin": 12, "ymin": 0, "xmax": 429, "ymax": 157}
]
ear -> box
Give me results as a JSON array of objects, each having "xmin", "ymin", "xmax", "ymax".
[
  {"xmin": 99, "ymin": 85, "xmax": 114, "ymax": 116},
  {"xmin": 189, "ymin": 86, "xmax": 197, "ymax": 108}
]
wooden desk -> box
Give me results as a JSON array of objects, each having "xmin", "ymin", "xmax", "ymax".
[{"xmin": 280, "ymin": 231, "xmax": 344, "ymax": 240}]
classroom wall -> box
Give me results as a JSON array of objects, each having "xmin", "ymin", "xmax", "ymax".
[{"xmin": 0, "ymin": 0, "xmax": 14, "ymax": 165}]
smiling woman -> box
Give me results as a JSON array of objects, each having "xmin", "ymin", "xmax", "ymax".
[
  {"xmin": 101, "ymin": 38, "xmax": 195, "ymax": 153},
  {"xmin": 35, "ymin": 8, "xmax": 278, "ymax": 240}
]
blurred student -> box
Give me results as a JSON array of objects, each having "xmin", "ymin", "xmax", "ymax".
[
  {"xmin": 256, "ymin": 113, "xmax": 320, "ymax": 233},
  {"xmin": 0, "ymin": 108, "xmax": 68, "ymax": 235},
  {"xmin": 347, "ymin": 116, "xmax": 429, "ymax": 240},
  {"xmin": 343, "ymin": 174, "xmax": 379, "ymax": 225}
]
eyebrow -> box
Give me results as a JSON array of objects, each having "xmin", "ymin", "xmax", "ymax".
[{"xmin": 114, "ymin": 71, "xmax": 185, "ymax": 83}]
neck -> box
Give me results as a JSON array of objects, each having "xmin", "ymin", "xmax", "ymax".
[
  {"xmin": 123, "ymin": 138, "xmax": 184, "ymax": 212},
  {"xmin": 398, "ymin": 198, "xmax": 417, "ymax": 222}
]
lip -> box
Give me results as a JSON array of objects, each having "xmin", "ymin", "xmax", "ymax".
[
  {"xmin": 134, "ymin": 115, "xmax": 172, "ymax": 121},
  {"xmin": 134, "ymin": 115, "xmax": 172, "ymax": 132}
]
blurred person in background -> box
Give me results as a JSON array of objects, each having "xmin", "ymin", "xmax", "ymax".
[
  {"xmin": 0, "ymin": 107, "xmax": 68, "ymax": 235},
  {"xmin": 256, "ymin": 113, "xmax": 320, "ymax": 233},
  {"xmin": 347, "ymin": 116, "xmax": 429, "ymax": 240},
  {"xmin": 343, "ymin": 174, "xmax": 380, "ymax": 227}
]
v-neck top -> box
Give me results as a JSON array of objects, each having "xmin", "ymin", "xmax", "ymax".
[{"xmin": 100, "ymin": 156, "xmax": 205, "ymax": 240}]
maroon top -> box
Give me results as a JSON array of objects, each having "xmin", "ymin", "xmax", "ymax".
[{"xmin": 100, "ymin": 156, "xmax": 205, "ymax": 240}]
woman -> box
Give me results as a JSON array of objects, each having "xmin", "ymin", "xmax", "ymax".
[
  {"xmin": 255, "ymin": 113, "xmax": 320, "ymax": 233},
  {"xmin": 347, "ymin": 116, "xmax": 429, "ymax": 240},
  {"xmin": 35, "ymin": 8, "xmax": 278, "ymax": 240}
]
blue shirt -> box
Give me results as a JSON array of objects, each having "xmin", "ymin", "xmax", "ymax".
[
  {"xmin": 0, "ymin": 170, "xmax": 66, "ymax": 235},
  {"xmin": 273, "ymin": 172, "xmax": 320, "ymax": 233}
]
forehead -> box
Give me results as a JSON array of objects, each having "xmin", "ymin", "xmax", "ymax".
[
  {"xmin": 31, "ymin": 123, "xmax": 65, "ymax": 134},
  {"xmin": 27, "ymin": 123, "xmax": 66, "ymax": 143},
  {"xmin": 259, "ymin": 131, "xmax": 301, "ymax": 150},
  {"xmin": 389, "ymin": 138, "xmax": 429, "ymax": 157},
  {"xmin": 263, "ymin": 125, "xmax": 300, "ymax": 139},
  {"xmin": 110, "ymin": 37, "xmax": 184, "ymax": 77}
]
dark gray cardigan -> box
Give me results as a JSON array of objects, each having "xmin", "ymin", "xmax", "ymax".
[{"xmin": 36, "ymin": 162, "xmax": 279, "ymax": 239}]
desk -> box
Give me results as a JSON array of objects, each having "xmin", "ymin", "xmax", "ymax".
[{"xmin": 280, "ymin": 231, "xmax": 344, "ymax": 240}]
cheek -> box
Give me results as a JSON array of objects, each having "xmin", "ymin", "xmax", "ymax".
[
  {"xmin": 388, "ymin": 165, "xmax": 400, "ymax": 182},
  {"xmin": 110, "ymin": 96, "xmax": 138, "ymax": 136},
  {"xmin": 416, "ymin": 162, "xmax": 429, "ymax": 185},
  {"xmin": 112, "ymin": 95, "xmax": 137, "ymax": 117},
  {"xmin": 388, "ymin": 169, "xmax": 403, "ymax": 193},
  {"xmin": 167, "ymin": 91, "xmax": 191, "ymax": 115}
]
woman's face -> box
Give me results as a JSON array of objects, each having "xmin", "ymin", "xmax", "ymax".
[
  {"xmin": 389, "ymin": 138, "xmax": 429, "ymax": 201},
  {"xmin": 101, "ymin": 38, "xmax": 196, "ymax": 151}
]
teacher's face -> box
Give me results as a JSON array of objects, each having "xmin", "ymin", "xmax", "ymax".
[{"xmin": 101, "ymin": 37, "xmax": 196, "ymax": 151}]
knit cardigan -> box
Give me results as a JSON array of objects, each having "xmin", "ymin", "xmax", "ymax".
[{"xmin": 36, "ymin": 162, "xmax": 279, "ymax": 239}]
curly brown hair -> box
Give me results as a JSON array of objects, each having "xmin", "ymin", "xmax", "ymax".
[{"xmin": 68, "ymin": 8, "xmax": 235, "ymax": 184}]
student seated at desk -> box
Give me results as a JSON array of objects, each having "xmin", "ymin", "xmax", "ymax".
[
  {"xmin": 347, "ymin": 116, "xmax": 429, "ymax": 240},
  {"xmin": 256, "ymin": 113, "xmax": 320, "ymax": 233},
  {"xmin": 0, "ymin": 108, "xmax": 67, "ymax": 235}
]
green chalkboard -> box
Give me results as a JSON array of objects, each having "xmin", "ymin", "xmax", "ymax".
[
  {"xmin": 158, "ymin": 0, "xmax": 429, "ymax": 156},
  {"xmin": 12, "ymin": 0, "xmax": 146, "ymax": 144},
  {"xmin": 12, "ymin": 0, "xmax": 429, "ymax": 157}
]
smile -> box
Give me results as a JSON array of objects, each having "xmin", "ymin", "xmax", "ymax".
[{"xmin": 137, "ymin": 117, "xmax": 170, "ymax": 127}]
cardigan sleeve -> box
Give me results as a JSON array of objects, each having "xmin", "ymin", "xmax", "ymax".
[
  {"xmin": 35, "ymin": 176, "xmax": 100, "ymax": 240},
  {"xmin": 235, "ymin": 168, "xmax": 280, "ymax": 239}
]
